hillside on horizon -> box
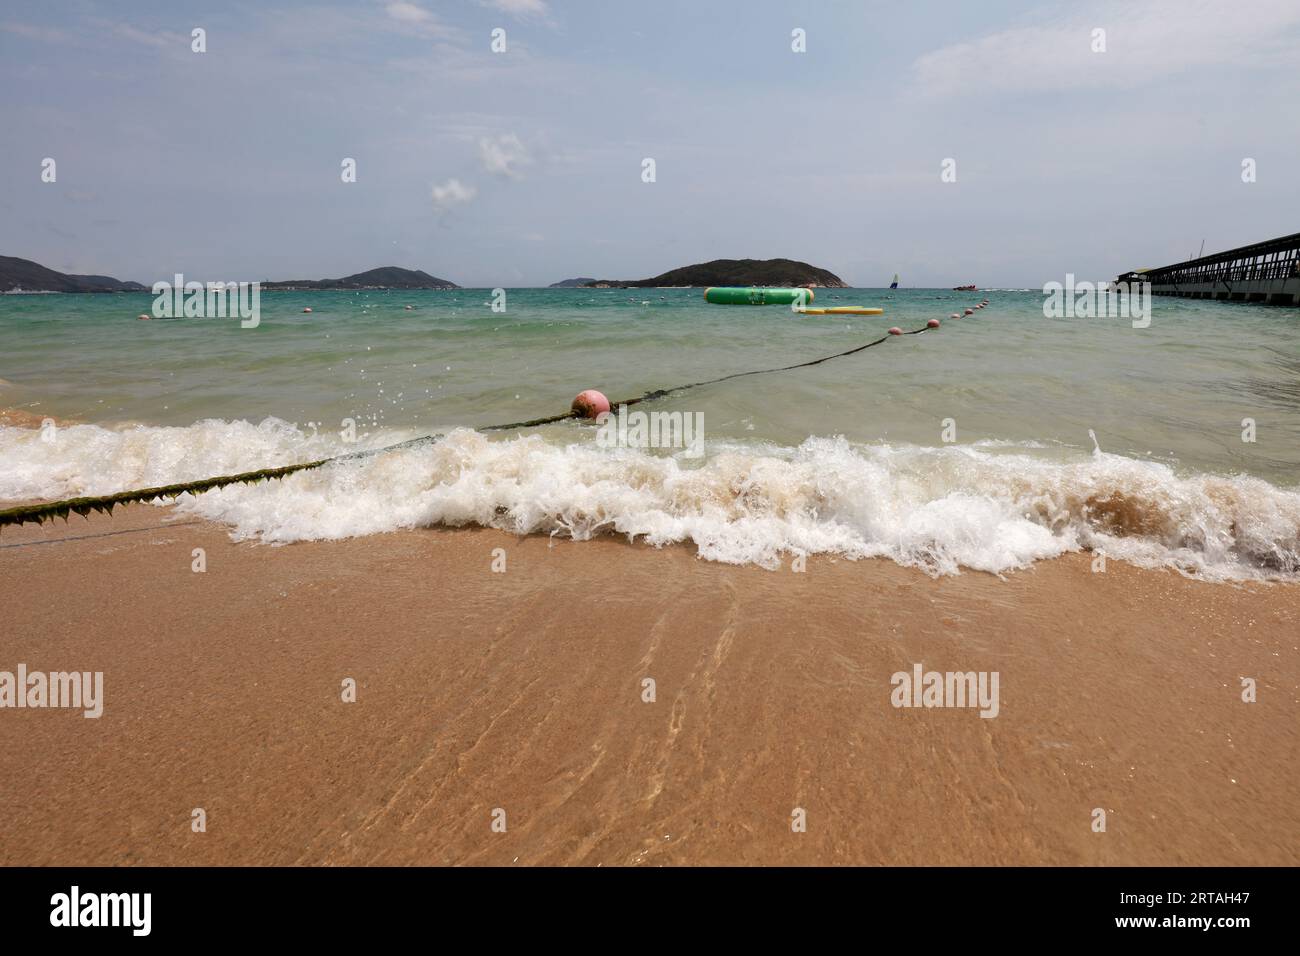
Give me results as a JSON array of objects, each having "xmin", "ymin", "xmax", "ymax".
[
  {"xmin": 585, "ymin": 258, "xmax": 848, "ymax": 288},
  {"xmin": 0, "ymin": 258, "xmax": 462, "ymax": 292},
  {"xmin": 261, "ymin": 267, "xmax": 459, "ymax": 290},
  {"xmin": 0, "ymin": 256, "xmax": 146, "ymax": 293}
]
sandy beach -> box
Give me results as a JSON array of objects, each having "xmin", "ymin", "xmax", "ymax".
[{"xmin": 1, "ymin": 503, "xmax": 1295, "ymax": 866}]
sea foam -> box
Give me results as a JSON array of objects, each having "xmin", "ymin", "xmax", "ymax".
[{"xmin": 2, "ymin": 419, "xmax": 1297, "ymax": 580}]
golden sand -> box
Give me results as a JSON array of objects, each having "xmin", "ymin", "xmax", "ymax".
[{"xmin": 1, "ymin": 504, "xmax": 1296, "ymax": 865}]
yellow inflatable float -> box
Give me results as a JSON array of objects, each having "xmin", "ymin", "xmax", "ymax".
[{"xmin": 796, "ymin": 306, "xmax": 884, "ymax": 315}]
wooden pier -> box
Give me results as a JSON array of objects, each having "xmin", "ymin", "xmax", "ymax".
[{"xmin": 1118, "ymin": 231, "xmax": 1300, "ymax": 306}]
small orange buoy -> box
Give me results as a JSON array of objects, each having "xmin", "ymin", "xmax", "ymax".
[
  {"xmin": 888, "ymin": 327, "xmax": 903, "ymax": 335},
  {"xmin": 571, "ymin": 389, "xmax": 610, "ymax": 419},
  {"xmin": 927, "ymin": 318, "xmax": 941, "ymax": 328},
  {"xmin": 303, "ymin": 307, "xmax": 313, "ymax": 313}
]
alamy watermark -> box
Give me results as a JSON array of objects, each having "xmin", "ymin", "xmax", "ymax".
[
  {"xmin": 890, "ymin": 663, "xmax": 999, "ymax": 718},
  {"xmin": 152, "ymin": 273, "xmax": 260, "ymax": 328},
  {"xmin": 1, "ymin": 664, "xmax": 103, "ymax": 718},
  {"xmin": 50, "ymin": 886, "xmax": 150, "ymax": 936},
  {"xmin": 1043, "ymin": 274, "xmax": 1150, "ymax": 328},
  {"xmin": 595, "ymin": 405, "xmax": 704, "ymax": 458}
]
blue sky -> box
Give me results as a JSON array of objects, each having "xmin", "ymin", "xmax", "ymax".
[{"xmin": 2, "ymin": 0, "xmax": 1298, "ymax": 287}]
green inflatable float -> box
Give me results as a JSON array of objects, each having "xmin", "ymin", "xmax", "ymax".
[{"xmin": 703, "ymin": 287, "xmax": 813, "ymax": 305}]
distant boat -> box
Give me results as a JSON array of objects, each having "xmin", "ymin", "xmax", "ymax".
[
  {"xmin": 952, "ymin": 284, "xmax": 977, "ymax": 291},
  {"xmin": 889, "ymin": 273, "xmax": 899, "ymax": 290}
]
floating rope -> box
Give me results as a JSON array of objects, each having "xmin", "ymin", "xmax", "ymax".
[{"xmin": 0, "ymin": 317, "xmax": 947, "ymax": 529}]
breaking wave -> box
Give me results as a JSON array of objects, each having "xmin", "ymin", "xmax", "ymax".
[{"xmin": 2, "ymin": 418, "xmax": 1298, "ymax": 580}]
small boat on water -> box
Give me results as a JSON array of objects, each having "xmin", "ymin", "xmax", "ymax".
[{"xmin": 952, "ymin": 284, "xmax": 978, "ymax": 291}]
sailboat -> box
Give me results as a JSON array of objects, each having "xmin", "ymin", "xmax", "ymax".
[{"xmin": 889, "ymin": 273, "xmax": 899, "ymax": 290}]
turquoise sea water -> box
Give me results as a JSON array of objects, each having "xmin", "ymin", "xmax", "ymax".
[{"xmin": 2, "ymin": 288, "xmax": 1298, "ymax": 577}]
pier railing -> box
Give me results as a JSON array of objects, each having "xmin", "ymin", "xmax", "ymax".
[{"xmin": 1121, "ymin": 231, "xmax": 1300, "ymax": 305}]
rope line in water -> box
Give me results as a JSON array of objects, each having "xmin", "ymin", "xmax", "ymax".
[{"xmin": 0, "ymin": 317, "xmax": 946, "ymax": 529}]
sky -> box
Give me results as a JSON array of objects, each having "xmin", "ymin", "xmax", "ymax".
[{"xmin": 1, "ymin": 0, "xmax": 1298, "ymax": 288}]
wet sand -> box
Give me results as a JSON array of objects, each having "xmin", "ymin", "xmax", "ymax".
[{"xmin": 1, "ymin": 503, "xmax": 1296, "ymax": 865}]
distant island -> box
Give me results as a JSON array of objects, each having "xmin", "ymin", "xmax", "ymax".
[
  {"xmin": 1, "ymin": 258, "xmax": 460, "ymax": 293},
  {"xmin": 4, "ymin": 255, "xmax": 851, "ymax": 293},
  {"xmin": 583, "ymin": 258, "xmax": 848, "ymax": 289},
  {"xmin": 1, "ymin": 256, "xmax": 146, "ymax": 293},
  {"xmin": 262, "ymin": 267, "xmax": 458, "ymax": 290}
]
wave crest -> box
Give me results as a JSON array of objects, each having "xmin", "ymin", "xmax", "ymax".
[{"xmin": 2, "ymin": 420, "xmax": 1296, "ymax": 580}]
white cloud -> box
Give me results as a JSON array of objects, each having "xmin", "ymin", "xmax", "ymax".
[
  {"xmin": 430, "ymin": 178, "xmax": 477, "ymax": 210},
  {"xmin": 477, "ymin": 133, "xmax": 532, "ymax": 179},
  {"xmin": 479, "ymin": 0, "xmax": 549, "ymax": 18},
  {"xmin": 111, "ymin": 23, "xmax": 185, "ymax": 49},
  {"xmin": 386, "ymin": 2, "xmax": 431, "ymax": 23},
  {"xmin": 911, "ymin": 0, "xmax": 1300, "ymax": 99},
  {"xmin": 0, "ymin": 21, "xmax": 75, "ymax": 43},
  {"xmin": 383, "ymin": 2, "xmax": 458, "ymax": 38}
]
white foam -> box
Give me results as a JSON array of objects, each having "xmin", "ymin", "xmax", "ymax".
[{"xmin": 2, "ymin": 420, "xmax": 1297, "ymax": 580}]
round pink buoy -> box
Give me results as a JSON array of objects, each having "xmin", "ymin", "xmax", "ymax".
[
  {"xmin": 571, "ymin": 389, "xmax": 611, "ymax": 419},
  {"xmin": 137, "ymin": 313, "xmax": 150, "ymax": 320},
  {"xmin": 950, "ymin": 313, "xmax": 960, "ymax": 319},
  {"xmin": 964, "ymin": 308, "xmax": 974, "ymax": 315},
  {"xmin": 303, "ymin": 307, "xmax": 313, "ymax": 313},
  {"xmin": 888, "ymin": 326, "xmax": 903, "ymax": 335},
  {"xmin": 927, "ymin": 318, "xmax": 941, "ymax": 329}
]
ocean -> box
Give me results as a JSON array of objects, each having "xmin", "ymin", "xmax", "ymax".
[{"xmin": 2, "ymin": 287, "xmax": 1298, "ymax": 579}]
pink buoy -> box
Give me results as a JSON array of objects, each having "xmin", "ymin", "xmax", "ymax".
[
  {"xmin": 927, "ymin": 318, "xmax": 941, "ymax": 328},
  {"xmin": 888, "ymin": 326, "xmax": 903, "ymax": 335},
  {"xmin": 949, "ymin": 313, "xmax": 960, "ymax": 319},
  {"xmin": 303, "ymin": 307, "xmax": 313, "ymax": 313},
  {"xmin": 964, "ymin": 308, "xmax": 974, "ymax": 315},
  {"xmin": 571, "ymin": 389, "xmax": 611, "ymax": 419},
  {"xmin": 136, "ymin": 313, "xmax": 150, "ymax": 320}
]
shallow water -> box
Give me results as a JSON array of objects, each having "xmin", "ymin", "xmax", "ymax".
[{"xmin": 2, "ymin": 288, "xmax": 1298, "ymax": 578}]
